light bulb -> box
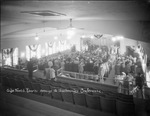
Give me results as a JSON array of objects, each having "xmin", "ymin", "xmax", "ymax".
[
  {"xmin": 115, "ymin": 35, "xmax": 124, "ymax": 40},
  {"xmin": 118, "ymin": 36, "xmax": 124, "ymax": 40},
  {"xmin": 35, "ymin": 36, "xmax": 39, "ymax": 40},
  {"xmin": 67, "ymin": 29, "xmax": 75, "ymax": 37},
  {"xmin": 54, "ymin": 36, "xmax": 58, "ymax": 40},
  {"xmin": 81, "ymin": 35, "xmax": 85, "ymax": 38},
  {"xmin": 91, "ymin": 36, "xmax": 94, "ymax": 39},
  {"xmin": 112, "ymin": 37, "xmax": 116, "ymax": 42},
  {"xmin": 21, "ymin": 52, "xmax": 25, "ymax": 57}
]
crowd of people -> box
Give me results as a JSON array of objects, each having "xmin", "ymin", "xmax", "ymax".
[
  {"xmin": 114, "ymin": 44, "xmax": 148, "ymax": 98},
  {"xmin": 36, "ymin": 45, "xmax": 118, "ymax": 82},
  {"xmin": 21, "ymin": 41, "xmax": 148, "ymax": 98}
]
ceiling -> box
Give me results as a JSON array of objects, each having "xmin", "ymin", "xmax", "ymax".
[{"xmin": 1, "ymin": 0, "xmax": 150, "ymax": 41}]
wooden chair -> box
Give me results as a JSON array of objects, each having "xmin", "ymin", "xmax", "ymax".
[
  {"xmin": 22, "ymin": 81, "xmax": 33, "ymax": 90},
  {"xmin": 73, "ymin": 92, "xmax": 87, "ymax": 107},
  {"xmin": 117, "ymin": 93, "xmax": 133, "ymax": 100},
  {"xmin": 8, "ymin": 78, "xmax": 18, "ymax": 89},
  {"xmin": 15, "ymin": 80, "xmax": 25, "ymax": 89},
  {"xmin": 31, "ymin": 83, "xmax": 41, "ymax": 95},
  {"xmin": 116, "ymin": 99, "xmax": 135, "ymax": 116},
  {"xmin": 92, "ymin": 92, "xmax": 105, "ymax": 97},
  {"xmin": 61, "ymin": 91, "xmax": 74, "ymax": 104},
  {"xmin": 2, "ymin": 77, "xmax": 11, "ymax": 89},
  {"xmin": 100, "ymin": 96, "xmax": 116, "ymax": 114},
  {"xmin": 40, "ymin": 84, "xmax": 52, "ymax": 98},
  {"xmin": 51, "ymin": 87, "xmax": 63, "ymax": 101},
  {"xmin": 85, "ymin": 94, "xmax": 101, "ymax": 110}
]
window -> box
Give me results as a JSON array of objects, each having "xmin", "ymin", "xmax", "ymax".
[
  {"xmin": 45, "ymin": 42, "xmax": 53, "ymax": 56},
  {"xmin": 13, "ymin": 48, "xmax": 18, "ymax": 66},
  {"xmin": 26, "ymin": 44, "xmax": 41, "ymax": 61}
]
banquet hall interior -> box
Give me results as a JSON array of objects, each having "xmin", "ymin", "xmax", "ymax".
[{"xmin": 0, "ymin": 0, "xmax": 150, "ymax": 116}]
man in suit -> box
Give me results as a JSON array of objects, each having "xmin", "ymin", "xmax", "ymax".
[
  {"xmin": 123, "ymin": 74, "xmax": 129, "ymax": 95},
  {"xmin": 135, "ymin": 73, "xmax": 145, "ymax": 99},
  {"xmin": 27, "ymin": 58, "xmax": 34, "ymax": 80}
]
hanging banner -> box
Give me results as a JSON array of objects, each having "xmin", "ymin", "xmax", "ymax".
[
  {"xmin": 26, "ymin": 44, "xmax": 41, "ymax": 60},
  {"xmin": 2, "ymin": 48, "xmax": 18, "ymax": 66},
  {"xmin": 48, "ymin": 42, "xmax": 53, "ymax": 48},
  {"xmin": 94, "ymin": 34, "xmax": 103, "ymax": 39},
  {"xmin": 29, "ymin": 44, "xmax": 38, "ymax": 52}
]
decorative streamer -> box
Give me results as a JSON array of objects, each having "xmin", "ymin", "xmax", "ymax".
[
  {"xmin": 94, "ymin": 34, "xmax": 103, "ymax": 39},
  {"xmin": 48, "ymin": 42, "xmax": 53, "ymax": 48},
  {"xmin": 2, "ymin": 48, "xmax": 17, "ymax": 66},
  {"xmin": 29, "ymin": 44, "xmax": 38, "ymax": 52},
  {"xmin": 60, "ymin": 40, "xmax": 65, "ymax": 45},
  {"xmin": 3, "ymin": 48, "xmax": 11, "ymax": 58},
  {"xmin": 10, "ymin": 48, "xmax": 15, "ymax": 56}
]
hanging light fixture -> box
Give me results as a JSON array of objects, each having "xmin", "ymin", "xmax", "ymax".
[
  {"xmin": 67, "ymin": 29, "xmax": 75, "ymax": 36},
  {"xmin": 112, "ymin": 37, "xmax": 116, "ymax": 42},
  {"xmin": 81, "ymin": 34, "xmax": 85, "ymax": 38},
  {"xmin": 54, "ymin": 36, "xmax": 58, "ymax": 40},
  {"xmin": 116, "ymin": 35, "xmax": 124, "ymax": 40},
  {"xmin": 35, "ymin": 33, "xmax": 39, "ymax": 41},
  {"xmin": 21, "ymin": 52, "xmax": 25, "ymax": 57},
  {"xmin": 90, "ymin": 35, "xmax": 94, "ymax": 39}
]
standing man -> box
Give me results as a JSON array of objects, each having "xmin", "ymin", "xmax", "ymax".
[
  {"xmin": 44, "ymin": 60, "xmax": 56, "ymax": 80},
  {"xmin": 98, "ymin": 63, "xmax": 105, "ymax": 83},
  {"xmin": 123, "ymin": 74, "xmax": 129, "ymax": 95},
  {"xmin": 135, "ymin": 73, "xmax": 145, "ymax": 99},
  {"xmin": 27, "ymin": 58, "xmax": 34, "ymax": 80},
  {"xmin": 79, "ymin": 60, "xmax": 85, "ymax": 73}
]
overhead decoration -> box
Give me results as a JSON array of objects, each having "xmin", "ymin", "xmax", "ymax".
[
  {"xmin": 3, "ymin": 49, "xmax": 10, "ymax": 58},
  {"xmin": 3, "ymin": 48, "xmax": 15, "ymax": 59},
  {"xmin": 48, "ymin": 42, "xmax": 53, "ymax": 48},
  {"xmin": 2, "ymin": 48, "xmax": 18, "ymax": 66},
  {"xmin": 60, "ymin": 40, "xmax": 65, "ymax": 45},
  {"xmin": 94, "ymin": 34, "xmax": 103, "ymax": 39},
  {"xmin": 46, "ymin": 41, "xmax": 55, "ymax": 56},
  {"xmin": 80, "ymin": 34, "xmax": 116, "ymax": 52},
  {"xmin": 29, "ymin": 44, "xmax": 39, "ymax": 52}
]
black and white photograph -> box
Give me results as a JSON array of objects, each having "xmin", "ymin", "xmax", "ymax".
[{"xmin": 0, "ymin": 0, "xmax": 150, "ymax": 116}]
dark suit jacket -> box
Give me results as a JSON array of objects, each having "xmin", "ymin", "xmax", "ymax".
[{"xmin": 27, "ymin": 61, "xmax": 33, "ymax": 72}]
